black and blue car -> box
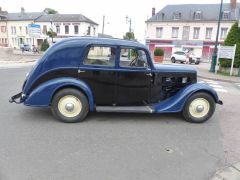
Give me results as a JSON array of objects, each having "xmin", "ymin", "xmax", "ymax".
[{"xmin": 10, "ymin": 37, "xmax": 222, "ymax": 123}]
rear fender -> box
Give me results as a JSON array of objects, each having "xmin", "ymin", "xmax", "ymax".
[
  {"xmin": 153, "ymin": 83, "xmax": 221, "ymax": 113},
  {"xmin": 24, "ymin": 77, "xmax": 95, "ymax": 111}
]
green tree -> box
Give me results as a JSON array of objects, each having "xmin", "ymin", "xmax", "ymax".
[
  {"xmin": 220, "ymin": 22, "xmax": 240, "ymax": 68},
  {"xmin": 44, "ymin": 8, "xmax": 58, "ymax": 14},
  {"xmin": 47, "ymin": 28, "xmax": 57, "ymax": 43},
  {"xmin": 41, "ymin": 39, "xmax": 50, "ymax": 51},
  {"xmin": 123, "ymin": 32, "xmax": 135, "ymax": 40}
]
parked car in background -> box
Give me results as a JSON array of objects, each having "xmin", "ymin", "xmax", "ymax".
[
  {"xmin": 20, "ymin": 44, "xmax": 31, "ymax": 52},
  {"xmin": 10, "ymin": 37, "xmax": 222, "ymax": 124},
  {"xmin": 171, "ymin": 51, "xmax": 201, "ymax": 64}
]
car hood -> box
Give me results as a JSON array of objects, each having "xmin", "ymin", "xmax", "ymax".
[
  {"xmin": 153, "ymin": 63, "xmax": 197, "ymax": 73},
  {"xmin": 189, "ymin": 55, "xmax": 201, "ymax": 58}
]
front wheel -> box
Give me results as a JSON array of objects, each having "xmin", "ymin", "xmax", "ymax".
[
  {"xmin": 171, "ymin": 57, "xmax": 176, "ymax": 63},
  {"xmin": 51, "ymin": 88, "xmax": 89, "ymax": 123},
  {"xmin": 182, "ymin": 92, "xmax": 216, "ymax": 123}
]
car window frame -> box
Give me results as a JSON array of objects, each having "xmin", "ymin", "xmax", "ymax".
[
  {"xmin": 118, "ymin": 46, "xmax": 150, "ymax": 71},
  {"xmin": 81, "ymin": 44, "xmax": 118, "ymax": 69}
]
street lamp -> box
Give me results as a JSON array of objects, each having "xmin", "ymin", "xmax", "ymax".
[
  {"xmin": 126, "ymin": 16, "xmax": 132, "ymax": 33},
  {"xmin": 210, "ymin": 0, "xmax": 224, "ymax": 72}
]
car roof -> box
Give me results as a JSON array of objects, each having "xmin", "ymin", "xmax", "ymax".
[{"xmin": 53, "ymin": 37, "xmax": 147, "ymax": 49}]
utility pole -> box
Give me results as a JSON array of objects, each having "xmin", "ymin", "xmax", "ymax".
[
  {"xmin": 126, "ymin": 16, "xmax": 132, "ymax": 32},
  {"xmin": 210, "ymin": 0, "xmax": 223, "ymax": 72},
  {"xmin": 102, "ymin": 15, "xmax": 105, "ymax": 35}
]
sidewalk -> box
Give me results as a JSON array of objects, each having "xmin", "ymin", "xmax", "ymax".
[
  {"xmin": 195, "ymin": 62, "xmax": 240, "ymax": 83},
  {"xmin": 211, "ymin": 162, "xmax": 240, "ymax": 180},
  {"xmin": 163, "ymin": 60, "xmax": 240, "ymax": 83}
]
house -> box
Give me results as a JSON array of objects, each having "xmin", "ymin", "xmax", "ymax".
[
  {"xmin": 0, "ymin": 7, "xmax": 98, "ymax": 49},
  {"xmin": 145, "ymin": 0, "xmax": 239, "ymax": 59},
  {"xmin": 3, "ymin": 7, "xmax": 43, "ymax": 48},
  {"xmin": 35, "ymin": 14, "xmax": 98, "ymax": 45},
  {"xmin": 0, "ymin": 7, "xmax": 9, "ymax": 47}
]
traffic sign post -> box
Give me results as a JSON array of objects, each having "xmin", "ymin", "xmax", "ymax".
[
  {"xmin": 217, "ymin": 44, "xmax": 236, "ymax": 76},
  {"xmin": 28, "ymin": 24, "xmax": 41, "ymax": 46}
]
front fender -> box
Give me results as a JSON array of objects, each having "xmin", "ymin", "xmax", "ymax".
[
  {"xmin": 153, "ymin": 83, "xmax": 221, "ymax": 113},
  {"xmin": 24, "ymin": 77, "xmax": 95, "ymax": 111}
]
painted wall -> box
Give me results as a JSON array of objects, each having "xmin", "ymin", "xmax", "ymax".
[{"xmin": 146, "ymin": 21, "xmax": 234, "ymax": 42}]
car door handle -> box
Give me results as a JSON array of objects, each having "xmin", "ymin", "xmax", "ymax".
[
  {"xmin": 146, "ymin": 73, "xmax": 152, "ymax": 77},
  {"xmin": 78, "ymin": 70, "xmax": 86, "ymax": 73}
]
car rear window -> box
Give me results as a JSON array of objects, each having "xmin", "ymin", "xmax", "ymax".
[{"xmin": 84, "ymin": 46, "xmax": 116, "ymax": 67}]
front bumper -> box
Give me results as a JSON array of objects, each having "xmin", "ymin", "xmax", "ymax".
[
  {"xmin": 217, "ymin": 100, "xmax": 223, "ymax": 105},
  {"xmin": 9, "ymin": 92, "xmax": 24, "ymax": 104}
]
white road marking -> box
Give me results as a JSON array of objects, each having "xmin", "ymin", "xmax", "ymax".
[
  {"xmin": 206, "ymin": 81, "xmax": 219, "ymax": 85},
  {"xmin": 199, "ymin": 79, "xmax": 228, "ymax": 93},
  {"xmin": 213, "ymin": 88, "xmax": 227, "ymax": 93},
  {"xmin": 209, "ymin": 84, "xmax": 223, "ymax": 88}
]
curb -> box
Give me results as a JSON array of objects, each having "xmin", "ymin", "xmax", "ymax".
[
  {"xmin": 198, "ymin": 75, "xmax": 240, "ymax": 83},
  {"xmin": 211, "ymin": 162, "xmax": 240, "ymax": 180}
]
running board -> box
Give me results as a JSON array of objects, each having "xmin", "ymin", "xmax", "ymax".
[{"xmin": 96, "ymin": 106, "xmax": 154, "ymax": 113}]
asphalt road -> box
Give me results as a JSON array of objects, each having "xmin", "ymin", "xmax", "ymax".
[{"xmin": 0, "ymin": 67, "xmax": 240, "ymax": 180}]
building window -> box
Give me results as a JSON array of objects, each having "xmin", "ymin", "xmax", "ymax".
[
  {"xmin": 87, "ymin": 26, "xmax": 91, "ymax": 35},
  {"xmin": 173, "ymin": 12, "xmax": 181, "ymax": 20},
  {"xmin": 19, "ymin": 26, "xmax": 22, "ymax": 34},
  {"xmin": 223, "ymin": 11, "xmax": 230, "ymax": 20},
  {"xmin": 42, "ymin": 25, "xmax": 47, "ymax": 35},
  {"xmin": 65, "ymin": 25, "xmax": 69, "ymax": 34},
  {"xmin": 25, "ymin": 26, "xmax": 28, "ymax": 34},
  {"xmin": 156, "ymin": 27, "xmax": 163, "ymax": 38},
  {"xmin": 74, "ymin": 25, "xmax": 79, "ymax": 34},
  {"xmin": 205, "ymin": 28, "xmax": 213, "ymax": 39},
  {"xmin": 194, "ymin": 11, "xmax": 202, "ymax": 20},
  {"xmin": 1, "ymin": 26, "xmax": 6, "ymax": 32},
  {"xmin": 193, "ymin": 27, "xmax": 200, "ymax": 39},
  {"xmin": 11, "ymin": 26, "xmax": 16, "ymax": 35},
  {"xmin": 172, "ymin": 27, "xmax": 179, "ymax": 38},
  {"xmin": 93, "ymin": 27, "xmax": 96, "ymax": 36},
  {"xmin": 56, "ymin": 25, "xmax": 60, "ymax": 34},
  {"xmin": 220, "ymin": 28, "xmax": 228, "ymax": 39}
]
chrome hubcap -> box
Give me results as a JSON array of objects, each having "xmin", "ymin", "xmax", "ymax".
[
  {"xmin": 196, "ymin": 105, "xmax": 204, "ymax": 113},
  {"xmin": 65, "ymin": 103, "xmax": 74, "ymax": 112}
]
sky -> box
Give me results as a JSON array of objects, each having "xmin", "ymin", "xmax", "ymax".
[{"xmin": 1, "ymin": 0, "xmax": 227, "ymax": 42}]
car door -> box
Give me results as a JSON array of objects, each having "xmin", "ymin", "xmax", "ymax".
[
  {"xmin": 78, "ymin": 45, "xmax": 117, "ymax": 105},
  {"xmin": 116, "ymin": 47, "xmax": 151, "ymax": 106},
  {"xmin": 179, "ymin": 52, "xmax": 187, "ymax": 61}
]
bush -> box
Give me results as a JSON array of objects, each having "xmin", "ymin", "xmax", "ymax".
[
  {"xmin": 220, "ymin": 22, "xmax": 240, "ymax": 68},
  {"xmin": 41, "ymin": 39, "xmax": 49, "ymax": 51},
  {"xmin": 154, "ymin": 48, "xmax": 164, "ymax": 56}
]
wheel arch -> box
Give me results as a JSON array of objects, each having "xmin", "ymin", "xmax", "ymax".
[
  {"xmin": 24, "ymin": 77, "xmax": 95, "ymax": 111},
  {"xmin": 153, "ymin": 83, "xmax": 222, "ymax": 113},
  {"xmin": 50, "ymin": 85, "xmax": 92, "ymax": 108}
]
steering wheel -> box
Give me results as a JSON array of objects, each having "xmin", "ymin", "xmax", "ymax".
[{"xmin": 129, "ymin": 57, "xmax": 138, "ymax": 66}]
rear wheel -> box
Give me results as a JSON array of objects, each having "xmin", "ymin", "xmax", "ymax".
[
  {"xmin": 51, "ymin": 88, "xmax": 89, "ymax": 123},
  {"xmin": 182, "ymin": 92, "xmax": 216, "ymax": 123},
  {"xmin": 171, "ymin": 57, "xmax": 176, "ymax": 63}
]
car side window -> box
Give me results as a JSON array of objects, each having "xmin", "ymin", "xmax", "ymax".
[
  {"xmin": 84, "ymin": 46, "xmax": 116, "ymax": 67},
  {"xmin": 120, "ymin": 48, "xmax": 148, "ymax": 68}
]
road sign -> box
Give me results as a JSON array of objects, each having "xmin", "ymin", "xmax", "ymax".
[
  {"xmin": 217, "ymin": 44, "xmax": 236, "ymax": 76},
  {"xmin": 28, "ymin": 24, "xmax": 41, "ymax": 37},
  {"xmin": 218, "ymin": 46, "xmax": 236, "ymax": 59}
]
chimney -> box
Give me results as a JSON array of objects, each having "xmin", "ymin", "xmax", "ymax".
[
  {"xmin": 231, "ymin": 0, "xmax": 237, "ymax": 9},
  {"xmin": 0, "ymin": 7, "xmax": 2, "ymax": 12},
  {"xmin": 21, "ymin": 7, "xmax": 25, "ymax": 13},
  {"xmin": 152, "ymin": 7, "xmax": 156, "ymax": 16}
]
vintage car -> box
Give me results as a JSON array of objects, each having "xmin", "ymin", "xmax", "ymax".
[{"xmin": 9, "ymin": 37, "xmax": 222, "ymax": 123}]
